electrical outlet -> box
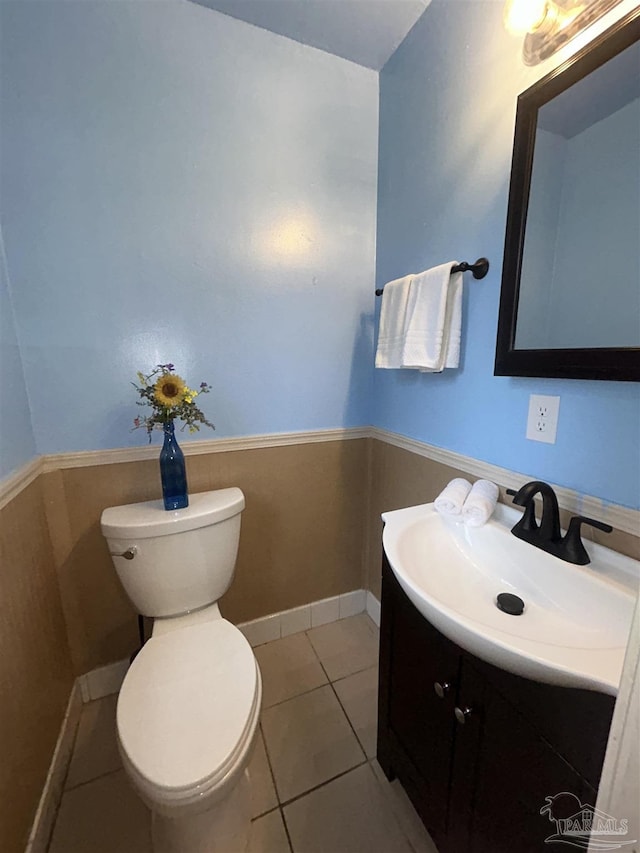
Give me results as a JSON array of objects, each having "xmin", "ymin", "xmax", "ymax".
[{"xmin": 526, "ymin": 394, "xmax": 560, "ymax": 444}]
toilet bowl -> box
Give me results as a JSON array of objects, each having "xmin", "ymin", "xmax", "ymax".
[{"xmin": 101, "ymin": 489, "xmax": 260, "ymax": 853}]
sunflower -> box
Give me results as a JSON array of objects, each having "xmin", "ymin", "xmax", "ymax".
[
  {"xmin": 154, "ymin": 373, "xmax": 186, "ymax": 407},
  {"xmin": 132, "ymin": 364, "xmax": 214, "ymax": 441}
]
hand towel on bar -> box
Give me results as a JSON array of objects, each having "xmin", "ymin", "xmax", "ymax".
[
  {"xmin": 462, "ymin": 479, "xmax": 499, "ymax": 527},
  {"xmin": 401, "ymin": 262, "xmax": 463, "ymax": 371},
  {"xmin": 434, "ymin": 478, "xmax": 472, "ymax": 517},
  {"xmin": 375, "ymin": 275, "xmax": 413, "ymax": 369}
]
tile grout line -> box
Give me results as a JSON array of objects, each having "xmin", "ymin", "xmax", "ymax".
[
  {"xmin": 250, "ymin": 804, "xmax": 279, "ymax": 821},
  {"xmin": 278, "ymin": 759, "xmax": 370, "ymax": 811},
  {"xmin": 260, "ymin": 627, "xmax": 373, "ymax": 828},
  {"xmin": 262, "ymin": 695, "xmax": 369, "ymax": 807},
  {"xmin": 303, "ymin": 623, "xmax": 363, "ymax": 686},
  {"xmin": 304, "ymin": 619, "xmax": 378, "ymax": 759},
  {"xmin": 331, "ymin": 662, "xmax": 378, "ymax": 688},
  {"xmin": 327, "ymin": 678, "xmax": 370, "ymax": 762},
  {"xmin": 262, "ymin": 681, "xmax": 330, "ymax": 720},
  {"xmin": 305, "ymin": 621, "xmax": 375, "ymax": 760},
  {"xmin": 262, "ymin": 682, "xmax": 326, "ymax": 711},
  {"xmin": 256, "ymin": 723, "xmax": 294, "ymax": 851},
  {"xmin": 278, "ymin": 805, "xmax": 294, "ymax": 853},
  {"xmin": 62, "ymin": 765, "xmax": 123, "ymax": 795},
  {"xmin": 261, "ymin": 659, "xmax": 377, "ymax": 713},
  {"xmin": 260, "ymin": 672, "xmax": 369, "ymax": 823},
  {"xmin": 305, "ymin": 632, "xmax": 368, "ymax": 758},
  {"xmin": 256, "ymin": 721, "xmax": 280, "ymax": 809},
  {"xmin": 304, "ymin": 626, "xmax": 337, "ymax": 684}
]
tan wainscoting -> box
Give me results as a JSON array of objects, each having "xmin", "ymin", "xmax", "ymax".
[
  {"xmin": 41, "ymin": 438, "xmax": 371, "ymax": 676},
  {"xmin": 366, "ymin": 439, "xmax": 474, "ymax": 600},
  {"xmin": 0, "ymin": 477, "xmax": 74, "ymax": 853}
]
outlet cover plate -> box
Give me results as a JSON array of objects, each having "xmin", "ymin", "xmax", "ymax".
[{"xmin": 526, "ymin": 394, "xmax": 560, "ymax": 444}]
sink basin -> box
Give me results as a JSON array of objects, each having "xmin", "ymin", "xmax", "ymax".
[{"xmin": 382, "ymin": 502, "xmax": 639, "ymax": 695}]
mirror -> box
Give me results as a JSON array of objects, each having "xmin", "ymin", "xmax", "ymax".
[{"xmin": 495, "ymin": 10, "xmax": 640, "ymax": 381}]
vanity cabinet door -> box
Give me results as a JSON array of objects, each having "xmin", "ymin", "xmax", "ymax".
[
  {"xmin": 378, "ymin": 558, "xmax": 461, "ymax": 845},
  {"xmin": 378, "ymin": 555, "xmax": 611, "ymax": 853},
  {"xmin": 448, "ymin": 659, "xmax": 596, "ymax": 853}
]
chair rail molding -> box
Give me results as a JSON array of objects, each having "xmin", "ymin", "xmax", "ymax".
[{"xmin": 1, "ymin": 426, "xmax": 638, "ymax": 537}]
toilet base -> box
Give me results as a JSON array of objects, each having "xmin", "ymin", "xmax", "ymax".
[{"xmin": 151, "ymin": 770, "xmax": 252, "ymax": 853}]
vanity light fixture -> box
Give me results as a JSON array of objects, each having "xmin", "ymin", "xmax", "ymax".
[
  {"xmin": 503, "ymin": 0, "xmax": 625, "ymax": 63},
  {"xmin": 503, "ymin": 0, "xmax": 550, "ymax": 36}
]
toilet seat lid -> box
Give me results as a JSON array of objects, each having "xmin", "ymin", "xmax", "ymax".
[{"xmin": 117, "ymin": 619, "xmax": 258, "ymax": 793}]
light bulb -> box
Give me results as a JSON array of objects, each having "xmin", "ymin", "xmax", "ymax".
[{"xmin": 503, "ymin": 0, "xmax": 548, "ymax": 35}]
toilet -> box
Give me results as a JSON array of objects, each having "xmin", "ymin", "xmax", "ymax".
[{"xmin": 100, "ymin": 488, "xmax": 261, "ymax": 853}]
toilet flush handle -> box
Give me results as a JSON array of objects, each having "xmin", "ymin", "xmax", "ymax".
[{"xmin": 110, "ymin": 546, "xmax": 137, "ymax": 560}]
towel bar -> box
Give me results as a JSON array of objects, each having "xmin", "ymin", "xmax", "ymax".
[{"xmin": 375, "ymin": 257, "xmax": 489, "ymax": 296}]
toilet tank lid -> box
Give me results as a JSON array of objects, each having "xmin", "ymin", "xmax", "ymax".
[{"xmin": 100, "ymin": 488, "xmax": 245, "ymax": 539}]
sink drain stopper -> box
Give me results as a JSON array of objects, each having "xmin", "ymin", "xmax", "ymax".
[{"xmin": 496, "ymin": 592, "xmax": 525, "ymax": 615}]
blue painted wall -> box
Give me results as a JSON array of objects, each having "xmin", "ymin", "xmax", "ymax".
[
  {"xmin": 0, "ymin": 0, "xmax": 378, "ymax": 454},
  {"xmin": 2, "ymin": 0, "xmax": 638, "ymax": 512},
  {"xmin": 0, "ymin": 229, "xmax": 36, "ymax": 479},
  {"xmin": 375, "ymin": 0, "xmax": 640, "ymax": 509}
]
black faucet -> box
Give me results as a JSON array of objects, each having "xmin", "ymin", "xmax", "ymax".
[{"xmin": 507, "ymin": 481, "xmax": 612, "ymax": 565}]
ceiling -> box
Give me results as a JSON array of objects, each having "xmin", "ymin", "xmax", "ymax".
[{"xmin": 188, "ymin": 0, "xmax": 431, "ymax": 71}]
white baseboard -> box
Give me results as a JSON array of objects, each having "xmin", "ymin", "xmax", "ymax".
[
  {"xmin": 26, "ymin": 681, "xmax": 83, "ymax": 853},
  {"xmin": 238, "ymin": 589, "xmax": 369, "ymax": 647},
  {"xmin": 79, "ymin": 658, "xmax": 130, "ymax": 702},
  {"xmin": 74, "ymin": 589, "xmax": 374, "ymax": 701},
  {"xmin": 26, "ymin": 662, "xmax": 130, "ymax": 853},
  {"xmin": 366, "ymin": 591, "xmax": 381, "ymax": 627},
  {"xmin": 76, "ymin": 590, "xmax": 375, "ymax": 700}
]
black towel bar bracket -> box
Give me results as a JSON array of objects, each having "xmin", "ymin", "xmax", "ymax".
[{"xmin": 375, "ymin": 257, "xmax": 489, "ymax": 296}]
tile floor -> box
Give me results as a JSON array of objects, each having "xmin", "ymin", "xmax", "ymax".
[{"xmin": 48, "ymin": 613, "xmax": 439, "ymax": 853}]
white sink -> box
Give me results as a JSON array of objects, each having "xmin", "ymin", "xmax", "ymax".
[{"xmin": 382, "ymin": 502, "xmax": 639, "ymax": 695}]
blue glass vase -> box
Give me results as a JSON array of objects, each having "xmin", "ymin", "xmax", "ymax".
[{"xmin": 159, "ymin": 420, "xmax": 189, "ymax": 511}]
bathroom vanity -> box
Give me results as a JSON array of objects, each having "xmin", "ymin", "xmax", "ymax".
[{"xmin": 377, "ymin": 558, "xmax": 616, "ymax": 853}]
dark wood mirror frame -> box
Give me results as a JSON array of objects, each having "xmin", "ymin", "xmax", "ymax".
[{"xmin": 494, "ymin": 9, "xmax": 640, "ymax": 382}]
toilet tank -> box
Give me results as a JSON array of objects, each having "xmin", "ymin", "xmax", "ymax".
[{"xmin": 100, "ymin": 488, "xmax": 245, "ymax": 618}]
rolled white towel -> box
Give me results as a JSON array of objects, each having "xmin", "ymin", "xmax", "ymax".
[
  {"xmin": 462, "ymin": 480, "xmax": 499, "ymax": 527},
  {"xmin": 434, "ymin": 478, "xmax": 472, "ymax": 517}
]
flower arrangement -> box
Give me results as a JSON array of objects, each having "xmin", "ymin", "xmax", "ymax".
[{"xmin": 132, "ymin": 363, "xmax": 215, "ymax": 441}]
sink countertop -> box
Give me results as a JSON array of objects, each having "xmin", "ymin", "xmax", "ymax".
[{"xmin": 382, "ymin": 502, "xmax": 639, "ymax": 695}]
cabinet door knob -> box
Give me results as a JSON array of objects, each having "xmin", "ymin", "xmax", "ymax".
[
  {"xmin": 433, "ymin": 681, "xmax": 452, "ymax": 699},
  {"xmin": 454, "ymin": 706, "xmax": 473, "ymax": 725}
]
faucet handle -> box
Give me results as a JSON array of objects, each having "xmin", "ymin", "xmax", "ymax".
[
  {"xmin": 569, "ymin": 515, "xmax": 613, "ymax": 534},
  {"xmin": 562, "ymin": 515, "xmax": 613, "ymax": 565}
]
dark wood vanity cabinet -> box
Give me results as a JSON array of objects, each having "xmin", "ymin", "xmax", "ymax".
[{"xmin": 377, "ymin": 556, "xmax": 616, "ymax": 853}]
